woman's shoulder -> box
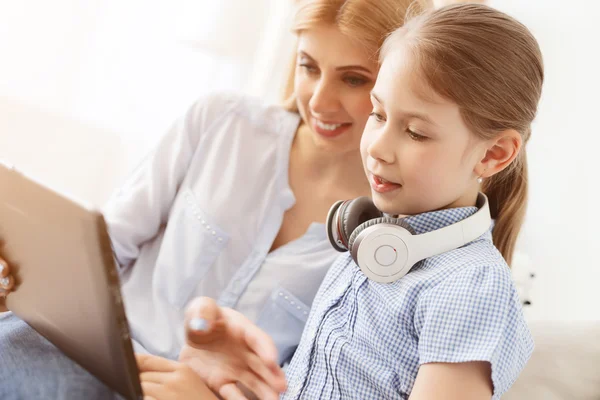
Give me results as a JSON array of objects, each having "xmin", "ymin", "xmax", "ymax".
[{"xmin": 188, "ymin": 91, "xmax": 300, "ymax": 136}]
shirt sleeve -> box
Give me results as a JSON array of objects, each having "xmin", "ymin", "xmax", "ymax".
[
  {"xmin": 103, "ymin": 92, "xmax": 239, "ymax": 268},
  {"xmin": 414, "ymin": 263, "xmax": 534, "ymax": 399}
]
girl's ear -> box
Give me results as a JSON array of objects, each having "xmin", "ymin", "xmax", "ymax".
[{"xmin": 474, "ymin": 129, "xmax": 522, "ymax": 178}]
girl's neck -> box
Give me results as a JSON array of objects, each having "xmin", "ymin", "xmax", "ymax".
[{"xmin": 445, "ymin": 188, "xmax": 480, "ymax": 211}]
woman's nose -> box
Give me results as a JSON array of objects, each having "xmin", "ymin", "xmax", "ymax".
[{"xmin": 309, "ymin": 78, "xmax": 341, "ymax": 116}]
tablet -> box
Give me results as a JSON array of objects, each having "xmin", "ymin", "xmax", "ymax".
[{"xmin": 0, "ymin": 162, "xmax": 143, "ymax": 400}]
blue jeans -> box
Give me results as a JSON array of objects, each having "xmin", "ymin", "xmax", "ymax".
[{"xmin": 0, "ymin": 312, "xmax": 120, "ymax": 400}]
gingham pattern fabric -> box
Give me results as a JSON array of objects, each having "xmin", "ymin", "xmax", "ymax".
[{"xmin": 282, "ymin": 206, "xmax": 533, "ymax": 399}]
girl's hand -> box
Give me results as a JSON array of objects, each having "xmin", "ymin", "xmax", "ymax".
[
  {"xmin": 0, "ymin": 257, "xmax": 15, "ymax": 312},
  {"xmin": 178, "ymin": 297, "xmax": 287, "ymax": 400},
  {"xmin": 136, "ymin": 353, "xmax": 219, "ymax": 400}
]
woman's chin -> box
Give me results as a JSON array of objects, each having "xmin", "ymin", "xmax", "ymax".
[{"xmin": 310, "ymin": 131, "xmax": 359, "ymax": 154}]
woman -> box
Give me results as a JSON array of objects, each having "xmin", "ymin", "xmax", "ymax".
[{"xmin": 0, "ymin": 1, "xmax": 422, "ymax": 399}]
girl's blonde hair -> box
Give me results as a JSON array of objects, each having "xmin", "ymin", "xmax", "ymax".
[
  {"xmin": 282, "ymin": 0, "xmax": 428, "ymax": 112},
  {"xmin": 382, "ymin": 4, "xmax": 544, "ymax": 265}
]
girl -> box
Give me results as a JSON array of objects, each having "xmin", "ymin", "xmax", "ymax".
[
  {"xmin": 0, "ymin": 1, "xmax": 422, "ymax": 399},
  {"xmin": 138, "ymin": 3, "xmax": 543, "ymax": 400}
]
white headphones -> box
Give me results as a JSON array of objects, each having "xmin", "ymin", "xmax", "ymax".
[{"xmin": 326, "ymin": 192, "xmax": 492, "ymax": 283}]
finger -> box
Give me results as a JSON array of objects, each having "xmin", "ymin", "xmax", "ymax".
[
  {"xmin": 0, "ymin": 275, "xmax": 14, "ymax": 291},
  {"xmin": 238, "ymin": 370, "xmax": 280, "ymax": 400},
  {"xmin": 185, "ymin": 297, "xmax": 223, "ymax": 323},
  {"xmin": 141, "ymin": 381, "xmax": 166, "ymax": 399},
  {"xmin": 0, "ymin": 259, "xmax": 9, "ymax": 278},
  {"xmin": 139, "ymin": 371, "xmax": 169, "ymax": 384},
  {"xmin": 219, "ymin": 382, "xmax": 249, "ymax": 400},
  {"xmin": 218, "ymin": 307, "xmax": 286, "ymax": 391},
  {"xmin": 243, "ymin": 323, "xmax": 280, "ymax": 369},
  {"xmin": 237, "ymin": 312, "xmax": 286, "ymax": 387},
  {"xmin": 136, "ymin": 353, "xmax": 178, "ymax": 373},
  {"xmin": 185, "ymin": 297, "xmax": 226, "ymax": 345},
  {"xmin": 246, "ymin": 353, "xmax": 287, "ymax": 394},
  {"xmin": 217, "ymin": 306, "xmax": 279, "ymax": 369},
  {"xmin": 143, "ymin": 397, "xmax": 157, "ymax": 400}
]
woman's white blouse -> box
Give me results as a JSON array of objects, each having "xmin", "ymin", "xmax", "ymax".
[{"xmin": 104, "ymin": 92, "xmax": 340, "ymax": 361}]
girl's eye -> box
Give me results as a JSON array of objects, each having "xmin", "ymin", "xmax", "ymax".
[
  {"xmin": 407, "ymin": 129, "xmax": 428, "ymax": 141},
  {"xmin": 344, "ymin": 76, "xmax": 368, "ymax": 87},
  {"xmin": 369, "ymin": 112, "xmax": 385, "ymax": 122}
]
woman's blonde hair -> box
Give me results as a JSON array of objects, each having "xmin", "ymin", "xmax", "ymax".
[
  {"xmin": 282, "ymin": 0, "xmax": 427, "ymax": 112},
  {"xmin": 381, "ymin": 4, "xmax": 544, "ymax": 265}
]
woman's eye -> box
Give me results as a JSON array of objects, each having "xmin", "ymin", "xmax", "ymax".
[
  {"xmin": 299, "ymin": 64, "xmax": 318, "ymax": 74},
  {"xmin": 344, "ymin": 76, "xmax": 368, "ymax": 87},
  {"xmin": 369, "ymin": 112, "xmax": 385, "ymax": 122},
  {"xmin": 407, "ymin": 129, "xmax": 427, "ymax": 141}
]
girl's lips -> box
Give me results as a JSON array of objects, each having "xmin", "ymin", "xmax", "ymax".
[{"xmin": 370, "ymin": 173, "xmax": 402, "ymax": 193}]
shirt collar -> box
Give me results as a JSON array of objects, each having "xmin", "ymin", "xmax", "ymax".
[{"xmin": 403, "ymin": 206, "xmax": 479, "ymax": 236}]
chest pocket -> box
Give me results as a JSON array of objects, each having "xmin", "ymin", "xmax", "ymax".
[
  {"xmin": 155, "ymin": 188, "xmax": 230, "ymax": 309},
  {"xmin": 256, "ymin": 286, "xmax": 311, "ymax": 365}
]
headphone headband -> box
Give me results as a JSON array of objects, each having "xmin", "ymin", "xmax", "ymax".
[
  {"xmin": 406, "ymin": 192, "xmax": 491, "ymax": 265},
  {"xmin": 326, "ymin": 193, "xmax": 492, "ymax": 283}
]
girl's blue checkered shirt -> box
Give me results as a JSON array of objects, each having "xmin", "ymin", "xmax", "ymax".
[{"xmin": 283, "ymin": 206, "xmax": 533, "ymax": 399}]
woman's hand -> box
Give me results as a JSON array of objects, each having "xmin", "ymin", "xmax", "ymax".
[
  {"xmin": 178, "ymin": 297, "xmax": 287, "ymax": 400},
  {"xmin": 136, "ymin": 353, "xmax": 219, "ymax": 400},
  {"xmin": 0, "ymin": 257, "xmax": 15, "ymax": 312}
]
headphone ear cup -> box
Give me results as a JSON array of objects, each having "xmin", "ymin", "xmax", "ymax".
[
  {"xmin": 339, "ymin": 197, "xmax": 382, "ymax": 249},
  {"xmin": 326, "ymin": 200, "xmax": 346, "ymax": 251},
  {"xmin": 348, "ymin": 217, "xmax": 416, "ymax": 261}
]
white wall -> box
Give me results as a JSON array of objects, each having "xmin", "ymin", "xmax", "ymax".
[
  {"xmin": 0, "ymin": 96, "xmax": 125, "ymax": 206},
  {"xmin": 0, "ymin": 0, "xmax": 126, "ymax": 205},
  {"xmin": 0, "ymin": 0, "xmax": 286, "ymax": 191},
  {"xmin": 1, "ymin": 1, "xmax": 598, "ymax": 321},
  {"xmin": 488, "ymin": 0, "xmax": 600, "ymax": 322}
]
